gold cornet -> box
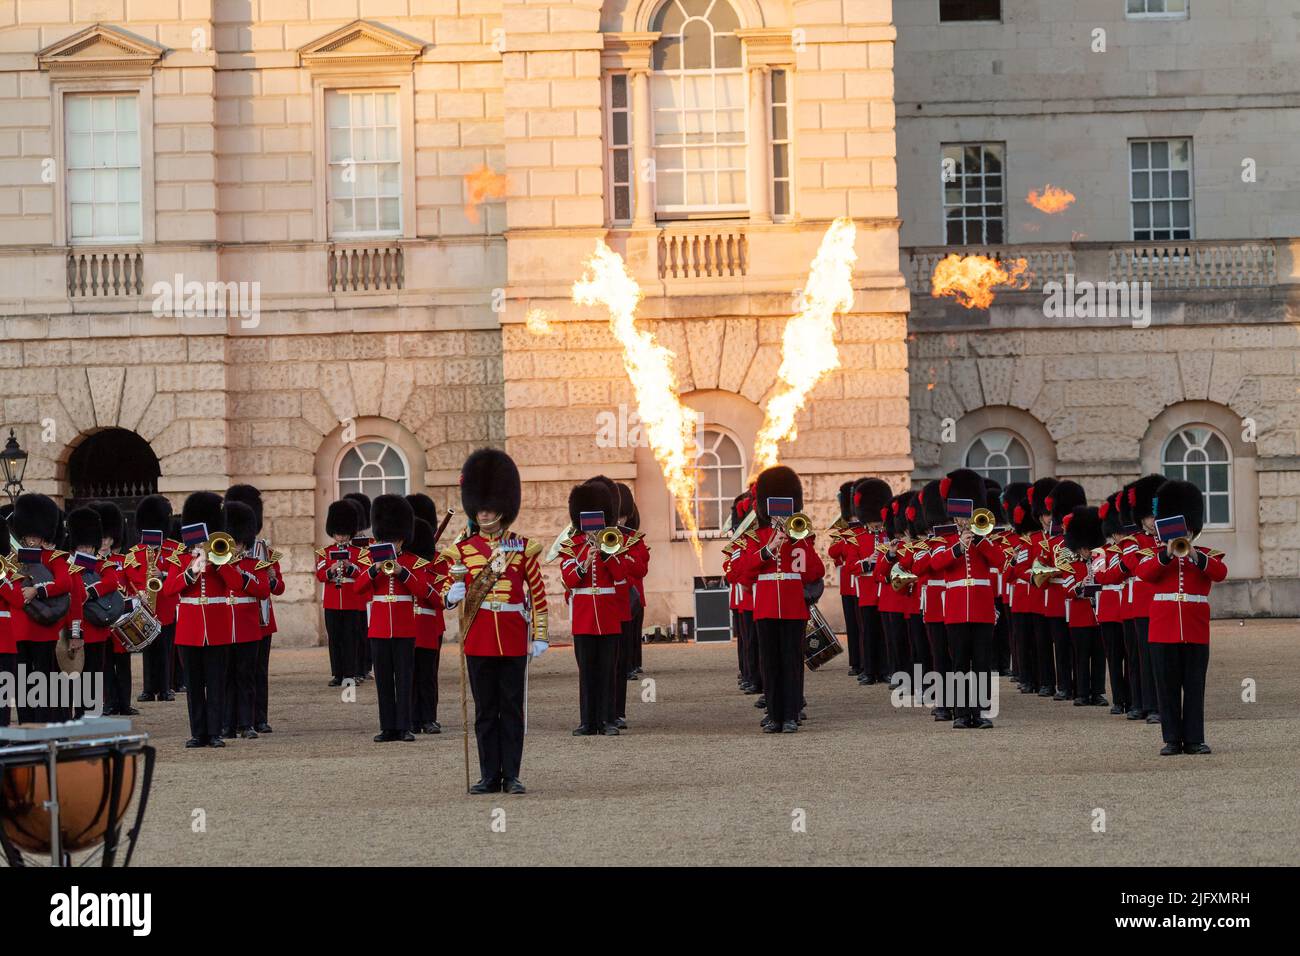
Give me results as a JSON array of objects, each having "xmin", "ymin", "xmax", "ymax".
[
  {"xmin": 379, "ymin": 558, "xmax": 399, "ymax": 575},
  {"xmin": 1169, "ymin": 537, "xmax": 1193, "ymax": 558},
  {"xmin": 204, "ymin": 532, "xmax": 237, "ymax": 566},
  {"xmin": 598, "ymin": 527, "xmax": 624, "ymax": 556},
  {"xmin": 970, "ymin": 509, "xmax": 996, "ymax": 536},
  {"xmin": 784, "ymin": 512, "xmax": 812, "ymax": 540}
]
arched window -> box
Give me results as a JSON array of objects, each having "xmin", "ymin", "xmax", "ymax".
[
  {"xmin": 336, "ymin": 439, "xmax": 409, "ymax": 499},
  {"xmin": 964, "ymin": 429, "xmax": 1032, "ymax": 487},
  {"xmin": 650, "ymin": 0, "xmax": 746, "ymax": 216},
  {"xmin": 676, "ymin": 428, "xmax": 745, "ymax": 535},
  {"xmin": 1161, "ymin": 426, "xmax": 1231, "ymax": 527}
]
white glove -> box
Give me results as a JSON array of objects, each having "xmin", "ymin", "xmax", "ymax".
[
  {"xmin": 530, "ymin": 639, "xmax": 549, "ymax": 658},
  {"xmin": 445, "ymin": 581, "xmax": 466, "ymax": 607}
]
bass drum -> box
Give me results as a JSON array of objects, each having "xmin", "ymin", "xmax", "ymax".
[{"xmin": 803, "ymin": 605, "xmax": 843, "ymax": 671}]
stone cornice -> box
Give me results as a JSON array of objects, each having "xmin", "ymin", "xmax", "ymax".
[
  {"xmin": 37, "ymin": 23, "xmax": 166, "ymax": 77},
  {"xmin": 298, "ymin": 19, "xmax": 424, "ymax": 72}
]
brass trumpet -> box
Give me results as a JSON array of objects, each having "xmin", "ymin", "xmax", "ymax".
[
  {"xmin": 379, "ymin": 558, "xmax": 399, "ymax": 575},
  {"xmin": 1169, "ymin": 537, "xmax": 1193, "ymax": 558},
  {"xmin": 203, "ymin": 532, "xmax": 237, "ymax": 566},
  {"xmin": 970, "ymin": 508, "xmax": 996, "ymax": 536},
  {"xmin": 782, "ymin": 512, "xmax": 813, "ymax": 540},
  {"xmin": 598, "ymin": 527, "xmax": 624, "ymax": 555}
]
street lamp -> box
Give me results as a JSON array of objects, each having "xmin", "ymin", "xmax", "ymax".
[{"xmin": 1, "ymin": 429, "xmax": 28, "ymax": 505}]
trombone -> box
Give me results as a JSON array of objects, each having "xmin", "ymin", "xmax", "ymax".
[
  {"xmin": 597, "ymin": 526, "xmax": 624, "ymax": 556},
  {"xmin": 1168, "ymin": 536, "xmax": 1193, "ymax": 558},
  {"xmin": 776, "ymin": 512, "xmax": 813, "ymax": 541},
  {"xmin": 970, "ymin": 508, "xmax": 996, "ymax": 536},
  {"xmin": 202, "ymin": 532, "xmax": 237, "ymax": 566}
]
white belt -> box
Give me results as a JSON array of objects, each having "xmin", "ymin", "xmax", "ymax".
[
  {"xmin": 480, "ymin": 601, "xmax": 525, "ymax": 613},
  {"xmin": 572, "ymin": 587, "xmax": 616, "ymax": 596},
  {"xmin": 180, "ymin": 596, "xmax": 256, "ymax": 605},
  {"xmin": 0, "ymin": 611, "xmax": 8, "ymax": 618},
  {"xmin": 334, "ymin": 577, "xmax": 355, "ymax": 584},
  {"xmin": 946, "ymin": 578, "xmax": 992, "ymax": 588},
  {"xmin": 1102, "ymin": 584, "xmax": 1122, "ymax": 592},
  {"xmin": 757, "ymin": 572, "xmax": 802, "ymax": 581},
  {"xmin": 1152, "ymin": 593, "xmax": 1208, "ymax": 604},
  {"xmin": 372, "ymin": 595, "xmax": 413, "ymax": 604},
  {"xmin": 415, "ymin": 606, "xmax": 440, "ymax": 616}
]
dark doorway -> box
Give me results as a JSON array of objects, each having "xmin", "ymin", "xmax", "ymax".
[{"xmin": 66, "ymin": 428, "xmax": 161, "ymax": 544}]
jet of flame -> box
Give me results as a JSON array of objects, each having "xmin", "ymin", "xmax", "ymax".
[
  {"xmin": 572, "ymin": 241, "xmax": 702, "ymax": 562},
  {"xmin": 752, "ymin": 218, "xmax": 858, "ymax": 474},
  {"xmin": 464, "ymin": 164, "xmax": 507, "ymax": 223},
  {"xmin": 525, "ymin": 308, "xmax": 554, "ymax": 336},
  {"xmin": 930, "ymin": 254, "xmax": 1031, "ymax": 310},
  {"xmin": 1026, "ymin": 184, "xmax": 1076, "ymax": 214}
]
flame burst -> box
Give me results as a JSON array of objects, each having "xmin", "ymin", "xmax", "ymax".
[
  {"xmin": 1026, "ymin": 184, "xmax": 1076, "ymax": 214},
  {"xmin": 525, "ymin": 308, "xmax": 554, "ymax": 336},
  {"xmin": 572, "ymin": 242, "xmax": 702, "ymax": 561},
  {"xmin": 464, "ymin": 165, "xmax": 507, "ymax": 223},
  {"xmin": 752, "ymin": 218, "xmax": 858, "ymax": 474},
  {"xmin": 930, "ymin": 254, "xmax": 1031, "ymax": 310}
]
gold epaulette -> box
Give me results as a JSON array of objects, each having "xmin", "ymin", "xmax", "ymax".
[
  {"xmin": 557, "ymin": 543, "xmax": 575, "ymax": 560},
  {"xmin": 254, "ymin": 559, "xmax": 273, "ymax": 570},
  {"xmin": 315, "ymin": 546, "xmax": 328, "ymax": 558},
  {"xmin": 524, "ymin": 538, "xmax": 541, "ymax": 559},
  {"xmin": 167, "ymin": 553, "xmax": 184, "ymax": 567},
  {"xmin": 122, "ymin": 552, "xmax": 139, "ymax": 569},
  {"xmin": 357, "ymin": 549, "xmax": 373, "ymax": 566},
  {"xmin": 438, "ymin": 543, "xmax": 461, "ymax": 563},
  {"xmin": 68, "ymin": 564, "xmax": 85, "ymax": 575},
  {"xmin": 412, "ymin": 557, "xmax": 429, "ymax": 569},
  {"xmin": 269, "ymin": 549, "xmax": 284, "ymax": 563},
  {"xmin": 51, "ymin": 549, "xmax": 67, "ymax": 560},
  {"xmin": 1205, "ymin": 548, "xmax": 1225, "ymax": 559},
  {"xmin": 624, "ymin": 530, "xmax": 645, "ymax": 547}
]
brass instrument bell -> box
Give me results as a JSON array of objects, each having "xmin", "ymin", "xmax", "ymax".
[
  {"xmin": 598, "ymin": 527, "xmax": 624, "ymax": 555},
  {"xmin": 889, "ymin": 562, "xmax": 918, "ymax": 593},
  {"xmin": 970, "ymin": 508, "xmax": 996, "ymax": 536},
  {"xmin": 1169, "ymin": 536, "xmax": 1193, "ymax": 558},
  {"xmin": 203, "ymin": 532, "xmax": 237, "ymax": 566},
  {"xmin": 784, "ymin": 512, "xmax": 812, "ymax": 540},
  {"xmin": 379, "ymin": 558, "xmax": 399, "ymax": 575}
]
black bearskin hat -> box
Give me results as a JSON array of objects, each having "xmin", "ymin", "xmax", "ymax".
[
  {"xmin": 1048, "ymin": 480, "xmax": 1087, "ymax": 523},
  {"xmin": 1028, "ymin": 477, "xmax": 1058, "ymax": 520},
  {"xmin": 135, "ymin": 494, "xmax": 173, "ymax": 538},
  {"xmin": 459, "ymin": 448, "xmax": 521, "ymax": 528},
  {"xmin": 919, "ymin": 479, "xmax": 947, "ymax": 530},
  {"xmin": 169, "ymin": 515, "xmax": 183, "ymax": 541},
  {"xmin": 755, "ymin": 465, "xmax": 802, "ymax": 523},
  {"xmin": 1118, "ymin": 481, "xmax": 1136, "ymax": 529},
  {"xmin": 984, "ymin": 478, "xmax": 1006, "ymax": 526},
  {"xmin": 409, "ymin": 517, "xmax": 436, "ymax": 561},
  {"xmin": 224, "ymin": 501, "xmax": 258, "ymax": 549},
  {"xmin": 615, "ymin": 483, "xmax": 636, "ymax": 523},
  {"xmin": 12, "ymin": 493, "xmax": 60, "ymax": 542},
  {"xmin": 837, "ymin": 480, "xmax": 857, "ymax": 523},
  {"xmin": 89, "ymin": 500, "xmax": 124, "ymax": 550},
  {"xmin": 1129, "ymin": 473, "xmax": 1165, "ymax": 524},
  {"xmin": 902, "ymin": 490, "xmax": 926, "ymax": 536},
  {"xmin": 343, "ymin": 492, "xmax": 371, "ymax": 529},
  {"xmin": 372, "ymin": 493, "xmax": 415, "ymax": 546},
  {"xmin": 1011, "ymin": 495, "xmax": 1038, "ymax": 534},
  {"xmin": 1064, "ymin": 505, "xmax": 1105, "ymax": 553},
  {"xmin": 584, "ymin": 475, "xmax": 620, "ymax": 516},
  {"xmin": 883, "ymin": 494, "xmax": 908, "ymax": 538},
  {"xmin": 1099, "ymin": 492, "xmax": 1124, "ymax": 539},
  {"xmin": 569, "ymin": 481, "xmax": 616, "ymax": 527},
  {"xmin": 326, "ymin": 500, "xmax": 359, "ymax": 538},
  {"xmin": 225, "ymin": 484, "xmax": 263, "ymax": 532},
  {"xmin": 852, "ymin": 477, "xmax": 892, "ymax": 525},
  {"xmin": 182, "ymin": 491, "xmax": 225, "ymax": 535},
  {"xmin": 405, "ymin": 492, "xmax": 438, "ymax": 528},
  {"xmin": 0, "ymin": 514, "xmax": 9, "ymax": 557},
  {"xmin": 66, "ymin": 507, "xmax": 103, "ymax": 552},
  {"xmin": 940, "ymin": 468, "xmax": 986, "ymax": 509},
  {"xmin": 1001, "ymin": 481, "xmax": 1030, "ymax": 518},
  {"xmin": 1154, "ymin": 478, "xmax": 1204, "ymax": 537}
]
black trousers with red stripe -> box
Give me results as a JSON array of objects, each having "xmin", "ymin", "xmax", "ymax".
[
  {"xmin": 1100, "ymin": 621, "xmax": 1129, "ymax": 710},
  {"xmin": 743, "ymin": 610, "xmax": 761, "ymax": 693},
  {"xmin": 946, "ymin": 622, "xmax": 994, "ymax": 721},
  {"xmin": 1033, "ymin": 614, "xmax": 1057, "ymax": 693},
  {"xmin": 842, "ymin": 594, "xmax": 862, "ymax": 673},
  {"xmin": 1149, "ymin": 642, "xmax": 1209, "ymax": 746},
  {"xmin": 180, "ymin": 644, "xmax": 229, "ymax": 740},
  {"xmin": 1012, "ymin": 612, "xmax": 1037, "ymax": 690},
  {"xmin": 371, "ymin": 636, "xmax": 414, "ymax": 734},
  {"xmin": 1070, "ymin": 626, "xmax": 1106, "ymax": 701},
  {"xmin": 859, "ymin": 605, "xmax": 886, "ymax": 680},
  {"xmin": 755, "ymin": 617, "xmax": 803, "ymax": 725},
  {"xmin": 925, "ymin": 621, "xmax": 950, "ymax": 708}
]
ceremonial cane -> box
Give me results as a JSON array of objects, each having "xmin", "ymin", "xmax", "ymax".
[{"xmin": 451, "ymin": 563, "xmax": 471, "ymax": 795}]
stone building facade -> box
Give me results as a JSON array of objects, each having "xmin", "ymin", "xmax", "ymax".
[{"xmin": 0, "ymin": 0, "xmax": 911, "ymax": 642}]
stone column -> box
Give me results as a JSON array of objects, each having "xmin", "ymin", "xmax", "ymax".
[
  {"xmin": 631, "ymin": 68, "xmax": 654, "ymax": 227},
  {"xmin": 747, "ymin": 64, "xmax": 771, "ymax": 223}
]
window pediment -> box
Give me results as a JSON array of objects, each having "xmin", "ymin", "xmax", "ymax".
[
  {"xmin": 37, "ymin": 23, "xmax": 166, "ymax": 77},
  {"xmin": 299, "ymin": 20, "xmax": 425, "ymax": 72}
]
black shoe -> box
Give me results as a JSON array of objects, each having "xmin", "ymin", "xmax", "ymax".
[
  {"xmin": 1091, "ymin": 695, "xmax": 1108, "ymax": 707},
  {"xmin": 952, "ymin": 716, "xmax": 974, "ymax": 729},
  {"xmin": 1053, "ymin": 691, "xmax": 1068, "ymax": 701},
  {"xmin": 1146, "ymin": 714, "xmax": 1161, "ymax": 725},
  {"xmin": 1109, "ymin": 705, "xmax": 1123, "ymax": 715},
  {"xmin": 422, "ymin": 722, "xmax": 440, "ymax": 735},
  {"xmin": 354, "ymin": 675, "xmax": 366, "ymax": 684},
  {"xmin": 397, "ymin": 731, "xmax": 416, "ymax": 742},
  {"xmin": 973, "ymin": 718, "xmax": 994, "ymax": 729},
  {"xmin": 1073, "ymin": 697, "xmax": 1087, "ymax": 706},
  {"xmin": 934, "ymin": 708, "xmax": 952, "ymax": 721},
  {"xmin": 572, "ymin": 725, "xmax": 591, "ymax": 736},
  {"xmin": 373, "ymin": 731, "xmax": 393, "ymax": 743},
  {"xmin": 137, "ymin": 692, "xmax": 155, "ymax": 703},
  {"xmin": 615, "ymin": 717, "xmax": 627, "ymax": 729},
  {"xmin": 847, "ymin": 667, "xmax": 860, "ymax": 677},
  {"xmin": 221, "ymin": 727, "xmax": 235, "ymax": 739},
  {"xmin": 162, "ymin": 692, "xmax": 176, "ymax": 702},
  {"xmin": 239, "ymin": 727, "xmax": 259, "ymax": 739},
  {"xmin": 256, "ymin": 723, "xmax": 273, "ymax": 734},
  {"xmin": 1126, "ymin": 709, "xmax": 1144, "ymax": 720},
  {"xmin": 754, "ymin": 697, "xmax": 766, "ymax": 709},
  {"xmin": 742, "ymin": 685, "xmax": 759, "ymax": 695},
  {"xmin": 1160, "ymin": 742, "xmax": 1182, "ymax": 756},
  {"xmin": 781, "ymin": 720, "xmax": 798, "ymax": 733},
  {"xmin": 1019, "ymin": 684, "xmax": 1037, "ymax": 694},
  {"xmin": 503, "ymin": 778, "xmax": 526, "ymax": 795},
  {"xmin": 469, "ymin": 778, "xmax": 500, "ymax": 794},
  {"xmin": 762, "ymin": 721, "xmax": 782, "ymax": 733},
  {"xmin": 600, "ymin": 723, "xmax": 620, "ymax": 736},
  {"xmin": 1038, "ymin": 687, "xmax": 1054, "ymax": 697},
  {"xmin": 328, "ymin": 678, "xmax": 342, "ymax": 687},
  {"xmin": 1184, "ymin": 742, "xmax": 1212, "ymax": 755},
  {"xmin": 185, "ymin": 737, "xmax": 205, "ymax": 749},
  {"xmin": 206, "ymin": 737, "xmax": 225, "ymax": 748},
  {"xmin": 860, "ymin": 676, "xmax": 873, "ymax": 685}
]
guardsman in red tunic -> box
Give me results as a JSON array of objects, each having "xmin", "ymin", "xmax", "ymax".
[
  {"xmin": 220, "ymin": 501, "xmax": 272, "ymax": 739},
  {"xmin": 1058, "ymin": 505, "xmax": 1108, "ymax": 707},
  {"xmin": 1120, "ymin": 474, "xmax": 1167, "ymax": 725},
  {"xmin": 163, "ymin": 492, "xmax": 238, "ymax": 748},
  {"xmin": 875, "ymin": 496, "xmax": 912, "ymax": 686},
  {"xmin": 342, "ymin": 492, "xmax": 375, "ymax": 679},
  {"xmin": 64, "ymin": 508, "xmax": 113, "ymax": 718},
  {"xmin": 12, "ymin": 493, "xmax": 72, "ymax": 723},
  {"xmin": 226, "ymin": 484, "xmax": 280, "ymax": 735},
  {"xmin": 618, "ymin": 483, "xmax": 650, "ymax": 678},
  {"xmin": 1135, "ymin": 479, "xmax": 1226, "ymax": 756},
  {"xmin": 1005, "ymin": 491, "xmax": 1040, "ymax": 695},
  {"xmin": 611, "ymin": 481, "xmax": 649, "ymax": 725},
  {"xmin": 0, "ymin": 515, "xmax": 23, "ymax": 727},
  {"xmin": 1094, "ymin": 493, "xmax": 1131, "ymax": 714},
  {"xmin": 87, "ymin": 501, "xmax": 131, "ymax": 716},
  {"xmin": 1044, "ymin": 481, "xmax": 1086, "ymax": 701},
  {"xmin": 1012, "ymin": 477, "xmax": 1059, "ymax": 697},
  {"xmin": 440, "ymin": 448, "xmax": 548, "ymax": 795},
  {"xmin": 559, "ymin": 481, "xmax": 628, "ymax": 736},
  {"xmin": 927, "ymin": 469, "xmax": 1005, "ymax": 729},
  {"xmin": 733, "ymin": 466, "xmax": 825, "ymax": 734},
  {"xmin": 908, "ymin": 480, "xmax": 954, "ymax": 719},
  {"xmin": 352, "ymin": 495, "xmax": 429, "ymax": 743},
  {"xmin": 723, "ymin": 493, "xmax": 756, "ymax": 694},
  {"xmin": 406, "ymin": 515, "xmax": 450, "ymax": 735},
  {"xmin": 317, "ymin": 500, "xmax": 367, "ymax": 687},
  {"xmin": 1113, "ymin": 481, "xmax": 1147, "ymax": 719},
  {"xmin": 828, "ymin": 479, "xmax": 865, "ymax": 679},
  {"xmin": 123, "ymin": 494, "xmax": 182, "ymax": 703},
  {"xmin": 851, "ymin": 478, "xmax": 892, "ymax": 685},
  {"xmin": 995, "ymin": 482, "xmax": 1031, "ymax": 689}
]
